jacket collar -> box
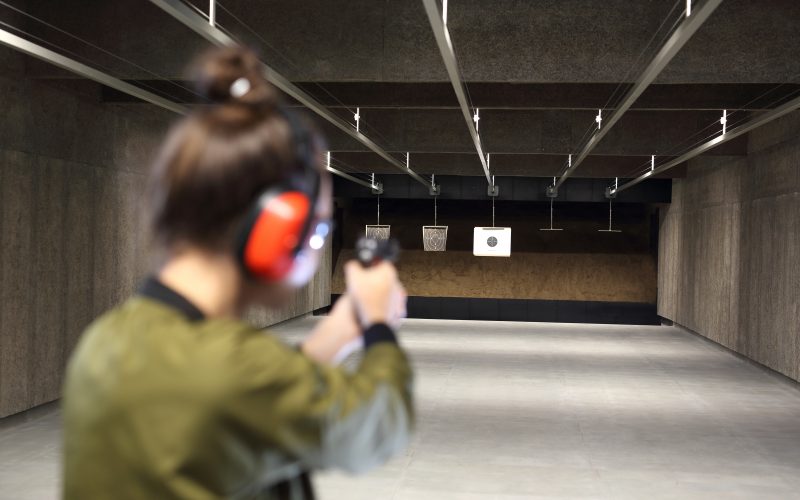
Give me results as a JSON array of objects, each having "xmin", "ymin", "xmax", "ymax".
[{"xmin": 138, "ymin": 277, "xmax": 205, "ymax": 322}]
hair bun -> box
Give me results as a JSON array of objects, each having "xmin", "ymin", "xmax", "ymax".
[{"xmin": 193, "ymin": 47, "xmax": 277, "ymax": 111}]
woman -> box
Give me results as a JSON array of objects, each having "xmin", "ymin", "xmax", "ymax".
[{"xmin": 63, "ymin": 47, "xmax": 413, "ymax": 500}]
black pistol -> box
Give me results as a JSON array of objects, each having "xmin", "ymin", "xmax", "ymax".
[{"xmin": 355, "ymin": 237, "xmax": 400, "ymax": 267}]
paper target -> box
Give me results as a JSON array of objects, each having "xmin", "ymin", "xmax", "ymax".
[
  {"xmin": 422, "ymin": 226, "xmax": 448, "ymax": 252},
  {"xmin": 365, "ymin": 225, "xmax": 391, "ymax": 241}
]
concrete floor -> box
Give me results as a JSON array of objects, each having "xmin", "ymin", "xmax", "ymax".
[{"xmin": 2, "ymin": 319, "xmax": 800, "ymax": 499}]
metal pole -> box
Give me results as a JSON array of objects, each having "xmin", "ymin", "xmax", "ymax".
[
  {"xmin": 598, "ymin": 199, "xmax": 622, "ymax": 232},
  {"xmin": 149, "ymin": 0, "xmax": 433, "ymax": 190},
  {"xmin": 613, "ymin": 93, "xmax": 800, "ymax": 194},
  {"xmin": 552, "ymin": 0, "xmax": 723, "ymax": 194},
  {"xmin": 421, "ymin": 0, "xmax": 492, "ymax": 185},
  {"xmin": 208, "ymin": 0, "xmax": 215, "ymax": 26}
]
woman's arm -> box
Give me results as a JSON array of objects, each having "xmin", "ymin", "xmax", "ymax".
[
  {"xmin": 224, "ymin": 324, "xmax": 414, "ymax": 474},
  {"xmin": 301, "ymin": 287, "xmax": 407, "ymax": 365},
  {"xmin": 300, "ymin": 295, "xmax": 362, "ymax": 364}
]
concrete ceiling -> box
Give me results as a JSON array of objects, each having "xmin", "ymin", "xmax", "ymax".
[{"xmin": 5, "ymin": 0, "xmax": 800, "ymax": 179}]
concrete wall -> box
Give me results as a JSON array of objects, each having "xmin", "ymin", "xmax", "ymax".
[
  {"xmin": 0, "ymin": 49, "xmax": 331, "ymax": 417},
  {"xmin": 247, "ymin": 242, "xmax": 332, "ymax": 327},
  {"xmin": 658, "ymin": 111, "xmax": 800, "ymax": 382},
  {"xmin": 0, "ymin": 48, "xmax": 167, "ymax": 417}
]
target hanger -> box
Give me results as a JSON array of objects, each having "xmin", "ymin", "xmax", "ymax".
[
  {"xmin": 365, "ymin": 188, "xmax": 390, "ymax": 240},
  {"xmin": 598, "ymin": 198, "xmax": 622, "ymax": 233},
  {"xmin": 422, "ymin": 174, "xmax": 448, "ymax": 251},
  {"xmin": 540, "ymin": 190, "xmax": 564, "ymax": 231},
  {"xmin": 491, "ymin": 176, "xmax": 497, "ymax": 227}
]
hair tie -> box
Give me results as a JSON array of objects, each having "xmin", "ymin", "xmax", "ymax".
[{"xmin": 229, "ymin": 77, "xmax": 251, "ymax": 98}]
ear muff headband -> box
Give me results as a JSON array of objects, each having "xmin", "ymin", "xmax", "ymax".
[{"xmin": 235, "ymin": 108, "xmax": 323, "ymax": 281}]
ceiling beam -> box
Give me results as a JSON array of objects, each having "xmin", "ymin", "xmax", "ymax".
[
  {"xmin": 422, "ymin": 0, "xmax": 491, "ymax": 186},
  {"xmin": 98, "ymin": 81, "xmax": 800, "ymax": 111},
  {"xmin": 148, "ymin": 0, "xmax": 434, "ymax": 191},
  {"xmin": 0, "ymin": 27, "xmax": 369, "ymax": 190},
  {"xmin": 0, "ymin": 28, "xmax": 188, "ymax": 114},
  {"xmin": 311, "ymin": 108, "xmax": 749, "ymax": 157},
  {"xmin": 327, "ymin": 151, "xmax": 688, "ymax": 178},
  {"xmin": 612, "ymin": 93, "xmax": 800, "ymax": 194},
  {"xmin": 551, "ymin": 0, "xmax": 723, "ymax": 195}
]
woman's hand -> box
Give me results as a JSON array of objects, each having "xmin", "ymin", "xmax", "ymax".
[
  {"xmin": 345, "ymin": 261, "xmax": 406, "ymax": 329},
  {"xmin": 302, "ymin": 261, "xmax": 408, "ymax": 365}
]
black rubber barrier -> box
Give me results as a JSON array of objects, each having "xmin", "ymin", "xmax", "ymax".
[{"xmin": 325, "ymin": 295, "xmax": 659, "ymax": 325}]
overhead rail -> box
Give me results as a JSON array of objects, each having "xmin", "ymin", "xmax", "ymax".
[
  {"xmin": 421, "ymin": 0, "xmax": 492, "ymax": 186},
  {"xmin": 148, "ymin": 0, "xmax": 433, "ymax": 191},
  {"xmin": 325, "ymin": 152, "xmax": 376, "ymax": 190},
  {"xmin": 0, "ymin": 28, "xmax": 188, "ymax": 114},
  {"xmin": 550, "ymin": 0, "xmax": 723, "ymax": 196},
  {"xmin": 611, "ymin": 93, "xmax": 800, "ymax": 195},
  {"xmin": 0, "ymin": 27, "xmax": 375, "ymax": 190}
]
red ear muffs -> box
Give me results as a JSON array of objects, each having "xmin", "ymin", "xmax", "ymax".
[{"xmin": 238, "ymin": 189, "xmax": 312, "ymax": 281}]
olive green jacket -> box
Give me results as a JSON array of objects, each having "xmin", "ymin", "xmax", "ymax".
[{"xmin": 63, "ymin": 280, "xmax": 414, "ymax": 500}]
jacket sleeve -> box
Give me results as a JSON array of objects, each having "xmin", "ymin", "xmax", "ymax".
[{"xmin": 222, "ymin": 324, "xmax": 414, "ymax": 474}]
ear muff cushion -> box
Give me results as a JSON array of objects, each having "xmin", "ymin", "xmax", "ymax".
[{"xmin": 242, "ymin": 191, "xmax": 312, "ymax": 281}]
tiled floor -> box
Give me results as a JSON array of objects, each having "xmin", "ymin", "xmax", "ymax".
[{"xmin": 2, "ymin": 318, "xmax": 800, "ymax": 499}]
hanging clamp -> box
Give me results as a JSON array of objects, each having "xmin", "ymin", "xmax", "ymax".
[
  {"xmin": 488, "ymin": 173, "xmax": 499, "ymax": 197},
  {"xmin": 720, "ymin": 109, "xmax": 727, "ymax": 135},
  {"xmin": 605, "ymin": 177, "xmax": 619, "ymax": 199},
  {"xmin": 370, "ymin": 174, "xmax": 383, "ymax": 195},
  {"xmin": 546, "ymin": 176, "xmax": 558, "ymax": 198},
  {"xmin": 429, "ymin": 174, "xmax": 441, "ymax": 196},
  {"xmin": 486, "ymin": 156, "xmax": 499, "ymax": 196}
]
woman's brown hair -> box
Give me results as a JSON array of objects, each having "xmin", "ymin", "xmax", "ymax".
[{"xmin": 147, "ymin": 46, "xmax": 316, "ymax": 250}]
